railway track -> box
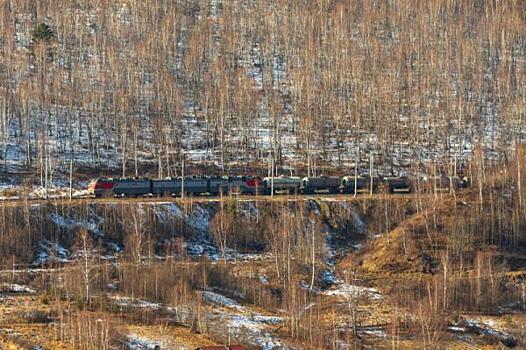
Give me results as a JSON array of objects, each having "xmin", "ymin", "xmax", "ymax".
[{"xmin": 0, "ymin": 192, "xmax": 429, "ymax": 208}]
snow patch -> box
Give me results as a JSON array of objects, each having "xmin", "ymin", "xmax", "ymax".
[
  {"xmin": 111, "ymin": 293, "xmax": 284, "ymax": 350},
  {"xmin": 201, "ymin": 290, "xmax": 244, "ymax": 310},
  {"xmin": 111, "ymin": 296, "xmax": 165, "ymax": 311},
  {"xmin": 200, "ymin": 290, "xmax": 284, "ymax": 349},
  {"xmin": 0, "ymin": 283, "xmax": 36, "ymax": 294},
  {"xmin": 258, "ymin": 274, "xmax": 269, "ymax": 285},
  {"xmin": 48, "ymin": 211, "xmax": 102, "ymax": 235},
  {"xmin": 147, "ymin": 202, "xmax": 184, "ymax": 222},
  {"xmin": 125, "ymin": 334, "xmax": 163, "ymax": 350},
  {"xmin": 323, "ymin": 282, "xmax": 382, "ymax": 300},
  {"xmin": 187, "ymin": 205, "xmax": 210, "ymax": 233},
  {"xmin": 33, "ymin": 240, "xmax": 70, "ymax": 265}
]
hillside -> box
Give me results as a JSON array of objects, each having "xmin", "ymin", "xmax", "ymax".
[
  {"xmin": 0, "ymin": 154, "xmax": 525, "ymax": 349},
  {"xmin": 0, "ymin": 1, "xmax": 526, "ymax": 349},
  {"xmin": 0, "ymin": 0, "xmax": 525, "ymax": 183}
]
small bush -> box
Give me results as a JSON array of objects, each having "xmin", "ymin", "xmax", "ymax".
[
  {"xmin": 33, "ymin": 23, "xmax": 54, "ymax": 42},
  {"xmin": 22, "ymin": 309, "xmax": 52, "ymax": 323},
  {"xmin": 0, "ymin": 187, "xmax": 19, "ymax": 197}
]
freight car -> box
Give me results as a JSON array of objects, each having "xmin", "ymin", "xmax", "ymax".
[
  {"xmin": 231, "ymin": 176, "xmax": 262, "ymax": 194},
  {"xmin": 341, "ymin": 175, "xmax": 381, "ymax": 194},
  {"xmin": 301, "ymin": 176, "xmax": 340, "ymax": 194},
  {"xmin": 208, "ymin": 176, "xmax": 231, "ymax": 195},
  {"xmin": 341, "ymin": 176, "xmax": 367, "ymax": 194},
  {"xmin": 262, "ymin": 176, "xmax": 302, "ymax": 194},
  {"xmin": 208, "ymin": 176, "xmax": 262, "ymax": 195},
  {"xmin": 418, "ymin": 175, "xmax": 469, "ymax": 193},
  {"xmin": 383, "ymin": 176, "xmax": 413, "ymax": 193},
  {"xmin": 113, "ymin": 177, "xmax": 151, "ymax": 196}
]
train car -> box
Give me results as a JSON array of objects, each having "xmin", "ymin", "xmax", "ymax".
[
  {"xmin": 364, "ymin": 175, "xmax": 382, "ymax": 192},
  {"xmin": 341, "ymin": 176, "xmax": 367, "ymax": 194},
  {"xmin": 420, "ymin": 175, "xmax": 468, "ymax": 193},
  {"xmin": 182, "ymin": 176, "xmax": 208, "ymax": 196},
  {"xmin": 87, "ymin": 178, "xmax": 117, "ymax": 197},
  {"xmin": 204, "ymin": 176, "xmax": 264, "ymax": 195},
  {"xmin": 227, "ymin": 176, "xmax": 262, "ymax": 195},
  {"xmin": 208, "ymin": 176, "xmax": 231, "ymax": 195},
  {"xmin": 88, "ymin": 177, "xmax": 151, "ymax": 197},
  {"xmin": 383, "ymin": 176, "xmax": 412, "ymax": 193},
  {"xmin": 241, "ymin": 176, "xmax": 262, "ymax": 194},
  {"xmin": 151, "ymin": 177, "xmax": 182, "ymax": 196},
  {"xmin": 151, "ymin": 176, "xmax": 209, "ymax": 196},
  {"xmin": 113, "ymin": 178, "xmax": 151, "ymax": 197},
  {"xmin": 460, "ymin": 176, "xmax": 470, "ymax": 188},
  {"xmin": 301, "ymin": 176, "xmax": 340, "ymax": 194},
  {"xmin": 341, "ymin": 175, "xmax": 381, "ymax": 194},
  {"xmin": 262, "ymin": 176, "xmax": 301, "ymax": 194}
]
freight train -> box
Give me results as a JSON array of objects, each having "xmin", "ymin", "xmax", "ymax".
[{"xmin": 87, "ymin": 174, "xmax": 469, "ymax": 198}]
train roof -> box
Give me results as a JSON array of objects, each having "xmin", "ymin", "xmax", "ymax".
[{"xmin": 302, "ymin": 175, "xmax": 340, "ymax": 179}]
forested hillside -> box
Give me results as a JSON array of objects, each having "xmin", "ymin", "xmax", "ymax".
[
  {"xmin": 1, "ymin": 2, "xmax": 526, "ymax": 348},
  {"xmin": 0, "ymin": 0, "xmax": 524, "ymax": 179}
]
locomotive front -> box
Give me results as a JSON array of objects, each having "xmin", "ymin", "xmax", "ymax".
[{"xmin": 87, "ymin": 178, "xmax": 116, "ymax": 197}]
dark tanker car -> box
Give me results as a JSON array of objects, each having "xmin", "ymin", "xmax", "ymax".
[
  {"xmin": 262, "ymin": 176, "xmax": 302, "ymax": 194},
  {"xmin": 341, "ymin": 175, "xmax": 382, "ymax": 194},
  {"xmin": 383, "ymin": 176, "xmax": 413, "ymax": 193},
  {"xmin": 301, "ymin": 176, "xmax": 341, "ymax": 194}
]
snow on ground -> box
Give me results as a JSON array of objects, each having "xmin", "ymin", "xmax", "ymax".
[
  {"xmin": 33, "ymin": 240, "xmax": 70, "ymax": 265},
  {"xmin": 0, "ymin": 183, "xmax": 88, "ymax": 200},
  {"xmin": 238, "ymin": 202, "xmax": 260, "ymax": 220},
  {"xmin": 323, "ymin": 282, "xmax": 382, "ymax": 301},
  {"xmin": 187, "ymin": 204, "xmax": 211, "ymax": 233},
  {"xmin": 258, "ymin": 274, "xmax": 269, "ymax": 285},
  {"xmin": 460, "ymin": 318, "xmax": 512, "ymax": 338},
  {"xmin": 125, "ymin": 334, "xmax": 163, "ymax": 350},
  {"xmin": 225, "ymin": 314, "xmax": 283, "ymax": 350},
  {"xmin": 447, "ymin": 317, "xmax": 519, "ymax": 347},
  {"xmin": 361, "ymin": 326, "xmax": 388, "ymax": 338},
  {"xmin": 28, "ymin": 186, "xmax": 88, "ymax": 199},
  {"xmin": 199, "ymin": 290, "xmax": 284, "ymax": 349},
  {"xmin": 321, "ymin": 201, "xmax": 369, "ymax": 288},
  {"xmin": 147, "ymin": 202, "xmax": 185, "ymax": 222},
  {"xmin": 200, "ymin": 290, "xmax": 283, "ymax": 325},
  {"xmin": 178, "ymin": 203, "xmax": 270, "ymax": 261},
  {"xmin": 48, "ymin": 209, "xmax": 103, "ymax": 236},
  {"xmin": 0, "ymin": 179, "xmax": 15, "ymax": 191},
  {"xmin": 0, "ymin": 283, "xmax": 36, "ymax": 294},
  {"xmin": 0, "ymin": 195, "xmax": 20, "ymax": 200},
  {"xmin": 30, "ymin": 201, "xmax": 267, "ymax": 265},
  {"xmin": 112, "ymin": 292, "xmax": 285, "ymax": 350},
  {"xmin": 186, "ymin": 238, "xmax": 271, "ymax": 261},
  {"xmin": 201, "ymin": 290, "xmax": 244, "ymax": 310},
  {"xmin": 111, "ymin": 296, "xmax": 168, "ymax": 312}
]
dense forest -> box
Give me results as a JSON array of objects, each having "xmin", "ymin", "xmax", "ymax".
[{"xmin": 0, "ymin": 0, "xmax": 524, "ymax": 179}]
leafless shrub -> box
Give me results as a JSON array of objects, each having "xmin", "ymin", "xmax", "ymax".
[{"xmin": 56, "ymin": 311, "xmax": 124, "ymax": 350}]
